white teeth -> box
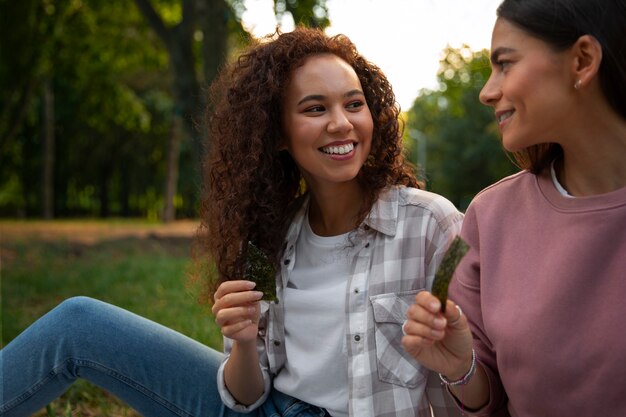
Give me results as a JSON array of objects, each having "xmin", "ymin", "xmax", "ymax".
[
  {"xmin": 498, "ymin": 111, "xmax": 513, "ymax": 122},
  {"xmin": 321, "ymin": 143, "xmax": 354, "ymax": 155}
]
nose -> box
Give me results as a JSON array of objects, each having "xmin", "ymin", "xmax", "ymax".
[
  {"xmin": 327, "ymin": 108, "xmax": 353, "ymax": 133},
  {"xmin": 479, "ymin": 73, "xmax": 501, "ymax": 107}
]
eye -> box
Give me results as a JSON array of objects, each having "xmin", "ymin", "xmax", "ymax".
[
  {"xmin": 346, "ymin": 100, "xmax": 366, "ymax": 110},
  {"xmin": 303, "ymin": 105, "xmax": 325, "ymax": 114},
  {"xmin": 495, "ymin": 59, "xmax": 512, "ymax": 71}
]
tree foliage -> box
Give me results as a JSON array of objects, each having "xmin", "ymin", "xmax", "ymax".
[
  {"xmin": 406, "ymin": 45, "xmax": 518, "ymax": 209},
  {"xmin": 0, "ymin": 0, "xmax": 328, "ymax": 219},
  {"xmin": 1, "ymin": 0, "xmax": 172, "ymax": 218}
]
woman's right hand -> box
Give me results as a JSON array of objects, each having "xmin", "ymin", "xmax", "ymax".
[
  {"xmin": 401, "ymin": 290, "xmax": 474, "ymax": 381},
  {"xmin": 212, "ymin": 280, "xmax": 263, "ymax": 343}
]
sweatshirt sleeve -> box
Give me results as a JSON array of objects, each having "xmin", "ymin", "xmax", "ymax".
[{"xmin": 448, "ymin": 202, "xmax": 509, "ymax": 416}]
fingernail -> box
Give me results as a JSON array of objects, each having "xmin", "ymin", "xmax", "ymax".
[
  {"xmin": 248, "ymin": 306, "xmax": 256, "ymax": 314},
  {"xmin": 252, "ymin": 291, "xmax": 263, "ymax": 299},
  {"xmin": 429, "ymin": 301, "xmax": 440, "ymax": 312},
  {"xmin": 246, "ymin": 281, "xmax": 257, "ymax": 289},
  {"xmin": 433, "ymin": 318, "xmax": 446, "ymax": 329},
  {"xmin": 431, "ymin": 329, "xmax": 444, "ymax": 338}
]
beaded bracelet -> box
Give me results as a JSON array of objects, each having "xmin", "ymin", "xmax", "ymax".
[{"xmin": 439, "ymin": 349, "xmax": 476, "ymax": 386}]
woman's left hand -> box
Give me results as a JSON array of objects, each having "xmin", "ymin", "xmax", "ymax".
[{"xmin": 401, "ymin": 291, "xmax": 474, "ymax": 380}]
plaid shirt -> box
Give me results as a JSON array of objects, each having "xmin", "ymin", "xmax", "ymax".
[{"xmin": 218, "ymin": 186, "xmax": 464, "ymax": 417}]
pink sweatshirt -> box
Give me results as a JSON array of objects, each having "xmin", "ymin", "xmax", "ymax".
[{"xmin": 449, "ymin": 169, "xmax": 626, "ymax": 417}]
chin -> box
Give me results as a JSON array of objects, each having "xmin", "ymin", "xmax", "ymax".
[{"xmin": 501, "ymin": 136, "xmax": 528, "ymax": 153}]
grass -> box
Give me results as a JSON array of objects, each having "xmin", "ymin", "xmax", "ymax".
[{"xmin": 1, "ymin": 228, "xmax": 223, "ymax": 416}]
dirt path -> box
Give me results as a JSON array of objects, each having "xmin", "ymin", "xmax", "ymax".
[{"xmin": 0, "ymin": 219, "xmax": 199, "ymax": 244}]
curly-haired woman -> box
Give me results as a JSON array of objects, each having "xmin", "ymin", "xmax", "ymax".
[{"xmin": 1, "ymin": 28, "xmax": 463, "ymax": 417}]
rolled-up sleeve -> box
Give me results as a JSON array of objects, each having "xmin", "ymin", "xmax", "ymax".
[{"xmin": 216, "ymin": 352, "xmax": 272, "ymax": 412}]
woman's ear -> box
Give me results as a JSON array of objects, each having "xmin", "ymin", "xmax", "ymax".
[
  {"xmin": 276, "ymin": 141, "xmax": 288, "ymax": 152},
  {"xmin": 276, "ymin": 135, "xmax": 289, "ymax": 152},
  {"xmin": 571, "ymin": 34, "xmax": 602, "ymax": 89}
]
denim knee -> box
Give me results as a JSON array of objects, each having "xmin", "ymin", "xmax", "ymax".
[{"xmin": 55, "ymin": 296, "xmax": 102, "ymax": 318}]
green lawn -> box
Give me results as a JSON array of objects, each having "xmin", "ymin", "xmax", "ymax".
[{"xmin": 2, "ymin": 230, "xmax": 222, "ymax": 416}]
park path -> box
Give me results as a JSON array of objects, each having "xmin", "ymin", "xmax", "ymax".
[{"xmin": 0, "ymin": 219, "xmax": 199, "ymax": 244}]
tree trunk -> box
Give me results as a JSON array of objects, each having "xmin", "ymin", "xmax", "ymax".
[
  {"xmin": 198, "ymin": 0, "xmax": 228, "ymax": 87},
  {"xmin": 41, "ymin": 77, "xmax": 55, "ymax": 219},
  {"xmin": 99, "ymin": 165, "xmax": 110, "ymax": 218},
  {"xmin": 196, "ymin": 0, "xmax": 228, "ymax": 160},
  {"xmin": 162, "ymin": 112, "xmax": 183, "ymax": 222},
  {"xmin": 134, "ymin": 0, "xmax": 202, "ymax": 220}
]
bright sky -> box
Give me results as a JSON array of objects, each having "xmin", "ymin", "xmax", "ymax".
[{"xmin": 241, "ymin": 0, "xmax": 502, "ymax": 109}]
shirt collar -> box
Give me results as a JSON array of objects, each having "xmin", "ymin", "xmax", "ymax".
[
  {"xmin": 285, "ymin": 186, "xmax": 400, "ymax": 243},
  {"xmin": 362, "ymin": 186, "xmax": 400, "ymax": 237}
]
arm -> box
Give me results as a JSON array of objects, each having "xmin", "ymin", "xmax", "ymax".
[
  {"xmin": 212, "ymin": 280, "xmax": 265, "ymax": 405},
  {"xmin": 224, "ymin": 339, "xmax": 264, "ymax": 405},
  {"xmin": 405, "ymin": 201, "xmax": 509, "ymax": 413}
]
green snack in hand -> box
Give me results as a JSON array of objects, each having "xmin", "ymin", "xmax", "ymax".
[
  {"xmin": 431, "ymin": 236, "xmax": 469, "ymax": 313},
  {"xmin": 244, "ymin": 241, "xmax": 277, "ymax": 302}
]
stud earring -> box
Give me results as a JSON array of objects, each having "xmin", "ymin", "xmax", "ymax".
[{"xmin": 574, "ymin": 79, "xmax": 582, "ymax": 90}]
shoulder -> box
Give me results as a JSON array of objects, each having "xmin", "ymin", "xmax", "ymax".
[
  {"xmin": 395, "ymin": 185, "xmax": 460, "ymax": 214},
  {"xmin": 388, "ymin": 185, "xmax": 463, "ymax": 233},
  {"xmin": 469, "ymin": 170, "xmax": 535, "ymax": 209}
]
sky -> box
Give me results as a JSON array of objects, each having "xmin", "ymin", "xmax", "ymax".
[{"xmin": 241, "ymin": 0, "xmax": 503, "ymax": 109}]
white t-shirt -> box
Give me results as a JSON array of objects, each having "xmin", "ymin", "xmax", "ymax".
[
  {"xmin": 273, "ymin": 215, "xmax": 356, "ymax": 417},
  {"xmin": 551, "ymin": 160, "xmax": 574, "ymax": 198}
]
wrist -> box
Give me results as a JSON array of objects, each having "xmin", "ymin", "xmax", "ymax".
[{"xmin": 439, "ymin": 349, "xmax": 476, "ymax": 386}]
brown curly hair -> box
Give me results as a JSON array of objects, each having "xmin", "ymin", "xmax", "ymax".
[{"xmin": 195, "ymin": 27, "xmax": 421, "ymax": 300}]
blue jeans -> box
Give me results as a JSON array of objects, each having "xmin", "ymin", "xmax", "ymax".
[{"xmin": 1, "ymin": 297, "xmax": 328, "ymax": 417}]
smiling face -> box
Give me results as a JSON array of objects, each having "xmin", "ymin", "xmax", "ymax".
[
  {"xmin": 480, "ymin": 18, "xmax": 577, "ymax": 152},
  {"xmin": 281, "ymin": 53, "xmax": 373, "ymax": 191}
]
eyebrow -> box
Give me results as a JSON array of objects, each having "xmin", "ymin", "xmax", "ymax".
[
  {"xmin": 490, "ymin": 47, "xmax": 516, "ymax": 64},
  {"xmin": 297, "ymin": 89, "xmax": 364, "ymax": 106}
]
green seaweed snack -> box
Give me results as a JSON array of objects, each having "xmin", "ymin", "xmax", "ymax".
[
  {"xmin": 244, "ymin": 241, "xmax": 278, "ymax": 302},
  {"xmin": 431, "ymin": 236, "xmax": 470, "ymax": 313}
]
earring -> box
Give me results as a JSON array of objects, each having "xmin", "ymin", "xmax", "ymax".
[{"xmin": 574, "ymin": 79, "xmax": 582, "ymax": 90}]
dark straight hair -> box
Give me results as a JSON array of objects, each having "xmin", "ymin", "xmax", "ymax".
[{"xmin": 496, "ymin": 0, "xmax": 626, "ymax": 172}]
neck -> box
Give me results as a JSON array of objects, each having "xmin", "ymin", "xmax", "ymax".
[
  {"xmin": 556, "ymin": 113, "xmax": 626, "ymax": 196},
  {"xmin": 307, "ymin": 182, "xmax": 366, "ymax": 236}
]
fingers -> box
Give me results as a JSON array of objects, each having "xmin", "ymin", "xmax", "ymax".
[
  {"xmin": 212, "ymin": 280, "xmax": 264, "ymax": 334},
  {"xmin": 213, "ymin": 280, "xmax": 262, "ymax": 309},
  {"xmin": 404, "ymin": 291, "xmax": 447, "ymax": 345},
  {"xmin": 402, "ymin": 291, "xmax": 475, "ymax": 377},
  {"xmin": 404, "ymin": 292, "xmax": 468, "ymax": 343},
  {"xmin": 220, "ymin": 317, "xmax": 254, "ymax": 336},
  {"xmin": 446, "ymin": 302, "xmax": 464, "ymax": 328},
  {"xmin": 213, "ymin": 280, "xmax": 258, "ymax": 302}
]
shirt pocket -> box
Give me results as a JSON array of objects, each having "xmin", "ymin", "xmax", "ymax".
[{"xmin": 369, "ymin": 289, "xmax": 428, "ymax": 388}]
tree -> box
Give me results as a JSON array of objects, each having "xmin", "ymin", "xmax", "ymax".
[
  {"xmin": 406, "ymin": 45, "xmax": 518, "ymax": 209},
  {"xmin": 0, "ymin": 0, "xmax": 172, "ymax": 218},
  {"xmin": 0, "ymin": 0, "xmax": 330, "ymax": 219},
  {"xmin": 134, "ymin": 0, "xmax": 329, "ymax": 221},
  {"xmin": 274, "ymin": 0, "xmax": 330, "ymax": 28}
]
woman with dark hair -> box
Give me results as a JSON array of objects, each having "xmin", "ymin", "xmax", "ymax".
[
  {"xmin": 402, "ymin": 0, "xmax": 626, "ymax": 416},
  {"xmin": 1, "ymin": 28, "xmax": 463, "ymax": 417},
  {"xmin": 201, "ymin": 27, "xmax": 463, "ymax": 417}
]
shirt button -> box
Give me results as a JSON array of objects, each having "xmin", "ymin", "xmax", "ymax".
[
  {"xmin": 284, "ymin": 259, "xmax": 291, "ymax": 265},
  {"xmin": 354, "ymin": 288, "xmax": 359, "ymax": 293},
  {"xmin": 365, "ymin": 242, "xmax": 370, "ymax": 248},
  {"xmin": 273, "ymin": 340, "xmax": 281, "ymax": 346},
  {"xmin": 354, "ymin": 335, "xmax": 361, "ymax": 342},
  {"xmin": 364, "ymin": 225, "xmax": 370, "ymax": 231}
]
